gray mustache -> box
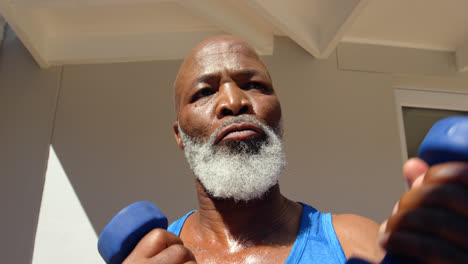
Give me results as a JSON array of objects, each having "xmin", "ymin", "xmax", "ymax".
[{"xmin": 209, "ymin": 116, "xmax": 267, "ymax": 144}]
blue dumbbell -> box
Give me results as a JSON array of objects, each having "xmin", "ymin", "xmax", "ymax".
[
  {"xmin": 418, "ymin": 116, "xmax": 468, "ymax": 166},
  {"xmin": 348, "ymin": 115, "xmax": 468, "ymax": 264},
  {"xmin": 98, "ymin": 201, "xmax": 168, "ymax": 264}
]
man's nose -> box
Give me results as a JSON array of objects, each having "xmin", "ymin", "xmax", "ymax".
[{"xmin": 215, "ymin": 83, "xmax": 253, "ymax": 119}]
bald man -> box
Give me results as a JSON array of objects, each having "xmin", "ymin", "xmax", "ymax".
[{"xmin": 123, "ymin": 36, "xmax": 468, "ymax": 264}]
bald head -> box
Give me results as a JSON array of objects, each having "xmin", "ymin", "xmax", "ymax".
[{"xmin": 174, "ymin": 35, "xmax": 267, "ymax": 116}]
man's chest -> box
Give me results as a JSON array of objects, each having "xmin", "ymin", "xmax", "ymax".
[{"xmin": 185, "ymin": 243, "xmax": 294, "ymax": 264}]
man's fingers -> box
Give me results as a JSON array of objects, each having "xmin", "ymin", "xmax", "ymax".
[
  {"xmin": 396, "ymin": 183, "xmax": 468, "ymax": 219},
  {"xmin": 384, "ymin": 231, "xmax": 468, "ymax": 264},
  {"xmin": 123, "ymin": 229, "xmax": 197, "ymax": 264},
  {"xmin": 386, "ymin": 207, "xmax": 468, "ymax": 250},
  {"xmin": 403, "ymin": 158, "xmax": 428, "ymax": 187},
  {"xmin": 423, "ymin": 162, "xmax": 468, "ymax": 186},
  {"xmin": 150, "ymin": 244, "xmax": 197, "ymax": 264},
  {"xmin": 124, "ymin": 228, "xmax": 184, "ymax": 262}
]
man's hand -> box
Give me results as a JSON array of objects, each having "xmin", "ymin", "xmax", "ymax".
[
  {"xmin": 123, "ymin": 229, "xmax": 197, "ymax": 264},
  {"xmin": 380, "ymin": 158, "xmax": 468, "ymax": 264}
]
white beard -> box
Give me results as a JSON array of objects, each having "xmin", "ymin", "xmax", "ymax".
[{"xmin": 179, "ymin": 116, "xmax": 286, "ymax": 202}]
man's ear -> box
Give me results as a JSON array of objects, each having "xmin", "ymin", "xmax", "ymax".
[{"xmin": 173, "ymin": 121, "xmax": 184, "ymax": 150}]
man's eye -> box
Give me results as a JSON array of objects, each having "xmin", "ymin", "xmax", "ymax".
[
  {"xmin": 192, "ymin": 89, "xmax": 215, "ymax": 101},
  {"xmin": 246, "ymin": 82, "xmax": 265, "ymax": 90},
  {"xmin": 245, "ymin": 82, "xmax": 272, "ymax": 93}
]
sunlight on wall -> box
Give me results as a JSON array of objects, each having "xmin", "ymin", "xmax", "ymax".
[{"xmin": 32, "ymin": 146, "xmax": 104, "ymax": 264}]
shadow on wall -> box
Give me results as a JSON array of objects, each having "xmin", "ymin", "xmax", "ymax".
[{"xmin": 1, "ymin": 26, "xmax": 61, "ymax": 263}]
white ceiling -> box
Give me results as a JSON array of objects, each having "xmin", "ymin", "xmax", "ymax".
[
  {"xmin": 343, "ymin": 0, "xmax": 468, "ymax": 51},
  {"xmin": 1, "ymin": 0, "xmax": 467, "ymax": 71}
]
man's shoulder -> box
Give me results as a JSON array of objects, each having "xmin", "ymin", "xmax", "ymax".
[
  {"xmin": 332, "ymin": 214, "xmax": 380, "ymax": 232},
  {"xmin": 332, "ymin": 214, "xmax": 385, "ymax": 262}
]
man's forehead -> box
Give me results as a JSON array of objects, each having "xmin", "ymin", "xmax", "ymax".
[
  {"xmin": 174, "ymin": 36, "xmax": 265, "ymax": 114},
  {"xmin": 193, "ymin": 39, "xmax": 259, "ymax": 60},
  {"xmin": 182, "ymin": 38, "xmax": 263, "ymax": 77}
]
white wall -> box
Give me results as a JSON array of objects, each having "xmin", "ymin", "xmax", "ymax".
[{"xmin": 2, "ymin": 26, "xmax": 468, "ymax": 263}]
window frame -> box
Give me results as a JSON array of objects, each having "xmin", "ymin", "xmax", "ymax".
[{"xmin": 394, "ymin": 86, "xmax": 468, "ymax": 163}]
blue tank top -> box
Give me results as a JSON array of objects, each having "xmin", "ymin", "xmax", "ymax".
[{"xmin": 168, "ymin": 203, "xmax": 347, "ymax": 264}]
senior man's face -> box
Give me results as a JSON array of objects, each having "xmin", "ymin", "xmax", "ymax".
[{"xmin": 173, "ymin": 36, "xmax": 285, "ymax": 201}]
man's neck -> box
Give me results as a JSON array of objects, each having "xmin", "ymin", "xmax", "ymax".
[{"xmin": 187, "ymin": 181, "xmax": 303, "ymax": 248}]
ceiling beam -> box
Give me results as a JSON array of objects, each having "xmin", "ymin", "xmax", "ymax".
[
  {"xmin": 455, "ymin": 41, "xmax": 468, "ymax": 72},
  {"xmin": 245, "ymin": 0, "xmax": 320, "ymax": 57},
  {"xmin": 177, "ymin": 0, "xmax": 274, "ymax": 55},
  {"xmin": 245, "ymin": 0, "xmax": 369, "ymax": 59},
  {"xmin": 319, "ymin": 0, "xmax": 370, "ymax": 58},
  {"xmin": 0, "ymin": 1, "xmax": 50, "ymax": 68}
]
